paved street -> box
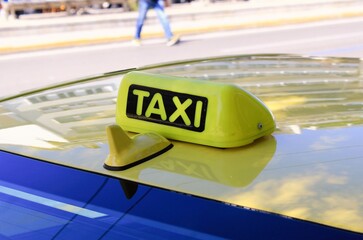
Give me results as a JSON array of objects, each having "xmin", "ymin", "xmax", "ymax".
[
  {"xmin": 1, "ymin": 0, "xmax": 362, "ymax": 53},
  {"xmin": 1, "ymin": 0, "xmax": 363, "ymax": 99},
  {"xmin": 1, "ymin": 16, "xmax": 363, "ymax": 99}
]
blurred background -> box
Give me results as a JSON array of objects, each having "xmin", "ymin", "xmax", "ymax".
[{"xmin": 1, "ymin": 0, "xmax": 363, "ymax": 97}]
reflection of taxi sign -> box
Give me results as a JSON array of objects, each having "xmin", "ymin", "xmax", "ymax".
[{"xmin": 117, "ymin": 71, "xmax": 275, "ymax": 148}]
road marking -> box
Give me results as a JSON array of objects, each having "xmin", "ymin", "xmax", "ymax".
[
  {"xmin": 220, "ymin": 31, "xmax": 363, "ymax": 53},
  {"xmin": 311, "ymin": 43, "xmax": 363, "ymax": 55},
  {"xmin": 1, "ymin": 17, "xmax": 363, "ymax": 61},
  {"xmin": 0, "ymin": 38, "xmax": 165, "ymax": 61},
  {"xmin": 0, "ymin": 185, "xmax": 107, "ymax": 219},
  {"xmin": 187, "ymin": 17, "xmax": 363, "ymax": 41}
]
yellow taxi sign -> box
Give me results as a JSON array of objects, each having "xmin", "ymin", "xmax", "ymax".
[{"xmin": 117, "ymin": 71, "xmax": 275, "ymax": 148}]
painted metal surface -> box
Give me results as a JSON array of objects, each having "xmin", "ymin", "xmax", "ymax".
[
  {"xmin": 0, "ymin": 54, "xmax": 362, "ymax": 234},
  {"xmin": 2, "ymin": 151, "xmax": 359, "ymax": 239}
]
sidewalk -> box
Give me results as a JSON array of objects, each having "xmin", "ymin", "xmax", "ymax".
[{"xmin": 0, "ymin": 0, "xmax": 363, "ymax": 54}]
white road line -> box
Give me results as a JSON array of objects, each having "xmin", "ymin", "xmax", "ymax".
[
  {"xmin": 219, "ymin": 31, "xmax": 363, "ymax": 53},
  {"xmin": 1, "ymin": 17, "xmax": 363, "ymax": 61},
  {"xmin": 187, "ymin": 17, "xmax": 363, "ymax": 41},
  {"xmin": 0, "ymin": 38, "xmax": 165, "ymax": 61},
  {"xmin": 0, "ymin": 185, "xmax": 107, "ymax": 219}
]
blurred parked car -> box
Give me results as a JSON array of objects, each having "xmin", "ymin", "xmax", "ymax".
[
  {"xmin": 1, "ymin": 0, "xmax": 129, "ymax": 19},
  {"xmin": 0, "ymin": 54, "xmax": 362, "ymax": 239}
]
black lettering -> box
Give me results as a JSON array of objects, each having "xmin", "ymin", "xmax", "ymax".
[{"xmin": 126, "ymin": 84, "xmax": 208, "ymax": 132}]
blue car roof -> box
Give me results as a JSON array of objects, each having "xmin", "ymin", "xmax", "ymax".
[{"xmin": 1, "ymin": 150, "xmax": 362, "ymax": 239}]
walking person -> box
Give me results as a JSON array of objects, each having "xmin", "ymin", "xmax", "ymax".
[{"xmin": 133, "ymin": 0, "xmax": 180, "ymax": 46}]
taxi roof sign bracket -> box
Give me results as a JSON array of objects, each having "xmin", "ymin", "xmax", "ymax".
[{"xmin": 104, "ymin": 124, "xmax": 173, "ymax": 171}]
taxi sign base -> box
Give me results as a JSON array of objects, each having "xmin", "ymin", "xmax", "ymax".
[{"xmin": 104, "ymin": 125, "xmax": 173, "ymax": 171}]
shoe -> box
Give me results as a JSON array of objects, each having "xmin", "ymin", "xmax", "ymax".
[
  {"xmin": 166, "ymin": 36, "xmax": 180, "ymax": 47},
  {"xmin": 132, "ymin": 39, "xmax": 141, "ymax": 46}
]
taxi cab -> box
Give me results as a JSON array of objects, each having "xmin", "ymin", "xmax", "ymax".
[{"xmin": 0, "ymin": 54, "xmax": 362, "ymax": 239}]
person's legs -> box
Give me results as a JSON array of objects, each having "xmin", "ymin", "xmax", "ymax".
[
  {"xmin": 134, "ymin": 0, "xmax": 150, "ymax": 40},
  {"xmin": 154, "ymin": 0, "xmax": 173, "ymax": 40}
]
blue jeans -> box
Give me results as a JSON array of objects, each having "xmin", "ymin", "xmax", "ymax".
[{"xmin": 135, "ymin": 0, "xmax": 173, "ymax": 40}]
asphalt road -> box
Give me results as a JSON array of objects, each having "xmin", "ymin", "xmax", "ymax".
[{"xmin": 1, "ymin": 16, "xmax": 363, "ymax": 98}]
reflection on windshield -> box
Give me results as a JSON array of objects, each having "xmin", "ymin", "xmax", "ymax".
[
  {"xmin": 228, "ymin": 126, "xmax": 363, "ymax": 233},
  {"xmin": 0, "ymin": 55, "xmax": 362, "ymax": 149},
  {"xmin": 0, "ymin": 79, "xmax": 119, "ymax": 149},
  {"xmin": 144, "ymin": 55, "xmax": 363, "ymax": 132},
  {"xmin": 0, "ymin": 124, "xmax": 68, "ymax": 149},
  {"xmin": 139, "ymin": 136, "xmax": 276, "ymax": 188}
]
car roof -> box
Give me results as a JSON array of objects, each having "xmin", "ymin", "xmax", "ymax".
[{"xmin": 1, "ymin": 54, "xmax": 363, "ymax": 234}]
